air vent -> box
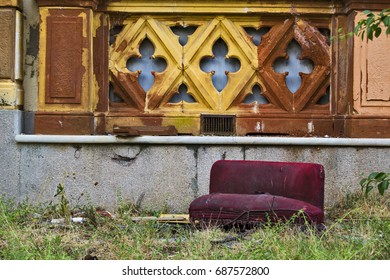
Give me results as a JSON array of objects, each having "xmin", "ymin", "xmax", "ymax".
[{"xmin": 201, "ymin": 114, "xmax": 236, "ymax": 135}]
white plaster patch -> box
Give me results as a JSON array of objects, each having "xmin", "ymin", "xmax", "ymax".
[
  {"xmin": 255, "ymin": 121, "xmax": 262, "ymax": 132},
  {"xmin": 308, "ymin": 121, "xmax": 314, "ymax": 134}
]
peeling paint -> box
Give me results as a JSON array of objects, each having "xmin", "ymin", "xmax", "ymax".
[
  {"xmin": 33, "ymin": 1, "xmax": 389, "ymax": 137},
  {"xmin": 308, "ymin": 121, "xmax": 314, "ymax": 134},
  {"xmin": 255, "ymin": 121, "xmax": 261, "ymax": 132},
  {"xmin": 0, "ymin": 97, "xmax": 12, "ymax": 106},
  {"xmin": 26, "ymin": 25, "xmax": 39, "ymax": 58}
]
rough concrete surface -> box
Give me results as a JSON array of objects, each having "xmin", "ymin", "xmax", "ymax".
[
  {"xmin": 2, "ymin": 110, "xmax": 390, "ymax": 212},
  {"xmin": 0, "ymin": 110, "xmax": 22, "ymax": 200},
  {"xmin": 12, "ymin": 140, "xmax": 390, "ymax": 212},
  {"xmin": 18, "ymin": 144, "xmax": 197, "ymax": 213}
]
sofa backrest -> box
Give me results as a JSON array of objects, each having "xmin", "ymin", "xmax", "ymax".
[{"xmin": 209, "ymin": 160, "xmax": 325, "ymax": 210}]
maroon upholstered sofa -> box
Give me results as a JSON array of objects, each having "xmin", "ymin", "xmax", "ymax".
[{"xmin": 189, "ymin": 160, "xmax": 325, "ymax": 227}]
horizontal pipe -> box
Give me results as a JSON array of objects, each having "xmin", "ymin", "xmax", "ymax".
[{"xmin": 14, "ymin": 134, "xmax": 390, "ymax": 147}]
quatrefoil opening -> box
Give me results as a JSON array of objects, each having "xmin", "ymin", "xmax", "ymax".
[
  {"xmin": 273, "ymin": 39, "xmax": 314, "ymax": 94},
  {"xmin": 126, "ymin": 37, "xmax": 167, "ymax": 92},
  {"xmin": 200, "ymin": 38, "xmax": 241, "ymax": 92}
]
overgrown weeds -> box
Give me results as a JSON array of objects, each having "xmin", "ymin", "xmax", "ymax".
[{"xmin": 0, "ymin": 191, "xmax": 389, "ymax": 260}]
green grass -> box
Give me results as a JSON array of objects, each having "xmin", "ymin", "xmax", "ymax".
[{"xmin": 0, "ymin": 192, "xmax": 389, "ymax": 260}]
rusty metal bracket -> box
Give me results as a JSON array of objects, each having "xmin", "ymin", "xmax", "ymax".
[{"xmin": 113, "ymin": 125, "xmax": 178, "ymax": 136}]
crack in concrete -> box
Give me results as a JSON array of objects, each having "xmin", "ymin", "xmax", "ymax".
[
  {"xmin": 111, "ymin": 149, "xmax": 142, "ymax": 166},
  {"xmin": 186, "ymin": 146, "xmax": 199, "ymax": 198},
  {"xmin": 73, "ymin": 145, "xmax": 82, "ymax": 159},
  {"xmin": 136, "ymin": 192, "xmax": 146, "ymax": 208}
]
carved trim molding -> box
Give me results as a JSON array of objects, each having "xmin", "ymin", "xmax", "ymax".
[
  {"xmin": 36, "ymin": 0, "xmax": 100, "ymax": 9},
  {"xmin": 343, "ymin": 0, "xmax": 390, "ymax": 13}
]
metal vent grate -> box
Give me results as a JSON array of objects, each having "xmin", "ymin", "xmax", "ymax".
[{"xmin": 201, "ymin": 114, "xmax": 236, "ymax": 135}]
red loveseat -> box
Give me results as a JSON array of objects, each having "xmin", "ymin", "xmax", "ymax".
[{"xmin": 189, "ymin": 160, "xmax": 325, "ymax": 227}]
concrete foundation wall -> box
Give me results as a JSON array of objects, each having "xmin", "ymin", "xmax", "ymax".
[
  {"xmin": 2, "ymin": 110, "xmax": 390, "ymax": 212},
  {"xmin": 0, "ymin": 110, "xmax": 22, "ymax": 199}
]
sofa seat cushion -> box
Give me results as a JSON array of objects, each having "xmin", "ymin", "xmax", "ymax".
[{"xmin": 189, "ymin": 193, "xmax": 324, "ymax": 226}]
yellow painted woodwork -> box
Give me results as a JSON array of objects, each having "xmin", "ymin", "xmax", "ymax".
[
  {"xmin": 109, "ymin": 14, "xmax": 330, "ymax": 116},
  {"xmin": 104, "ymin": 0, "xmax": 343, "ymax": 15}
]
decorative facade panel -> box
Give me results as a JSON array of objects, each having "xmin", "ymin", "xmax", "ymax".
[
  {"xmin": 107, "ymin": 14, "xmax": 332, "ymax": 135},
  {"xmin": 31, "ymin": 0, "xmax": 390, "ymax": 137},
  {"xmin": 0, "ymin": 9, "xmax": 15, "ymax": 80},
  {"xmin": 45, "ymin": 15, "xmax": 84, "ymax": 104},
  {"xmin": 38, "ymin": 8, "xmax": 91, "ymax": 112}
]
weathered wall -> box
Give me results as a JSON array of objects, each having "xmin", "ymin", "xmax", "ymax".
[
  {"xmin": 353, "ymin": 13, "xmax": 390, "ymax": 116},
  {"xmin": 2, "ymin": 109, "xmax": 390, "ymax": 213},
  {"xmin": 26, "ymin": 0, "xmax": 390, "ymax": 137},
  {"xmin": 2, "ymin": 0, "xmax": 390, "ymax": 213},
  {"xmin": 22, "ymin": 0, "xmax": 39, "ymax": 113},
  {"xmin": 12, "ymin": 142, "xmax": 390, "ymax": 212}
]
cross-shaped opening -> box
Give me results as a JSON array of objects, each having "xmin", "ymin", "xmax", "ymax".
[
  {"xmin": 126, "ymin": 37, "xmax": 167, "ymax": 92},
  {"xmin": 273, "ymin": 40, "xmax": 314, "ymax": 94},
  {"xmin": 200, "ymin": 38, "xmax": 241, "ymax": 92},
  {"xmin": 242, "ymin": 84, "xmax": 269, "ymax": 104},
  {"xmin": 170, "ymin": 26, "xmax": 197, "ymax": 46},
  {"xmin": 169, "ymin": 84, "xmax": 197, "ymax": 103}
]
